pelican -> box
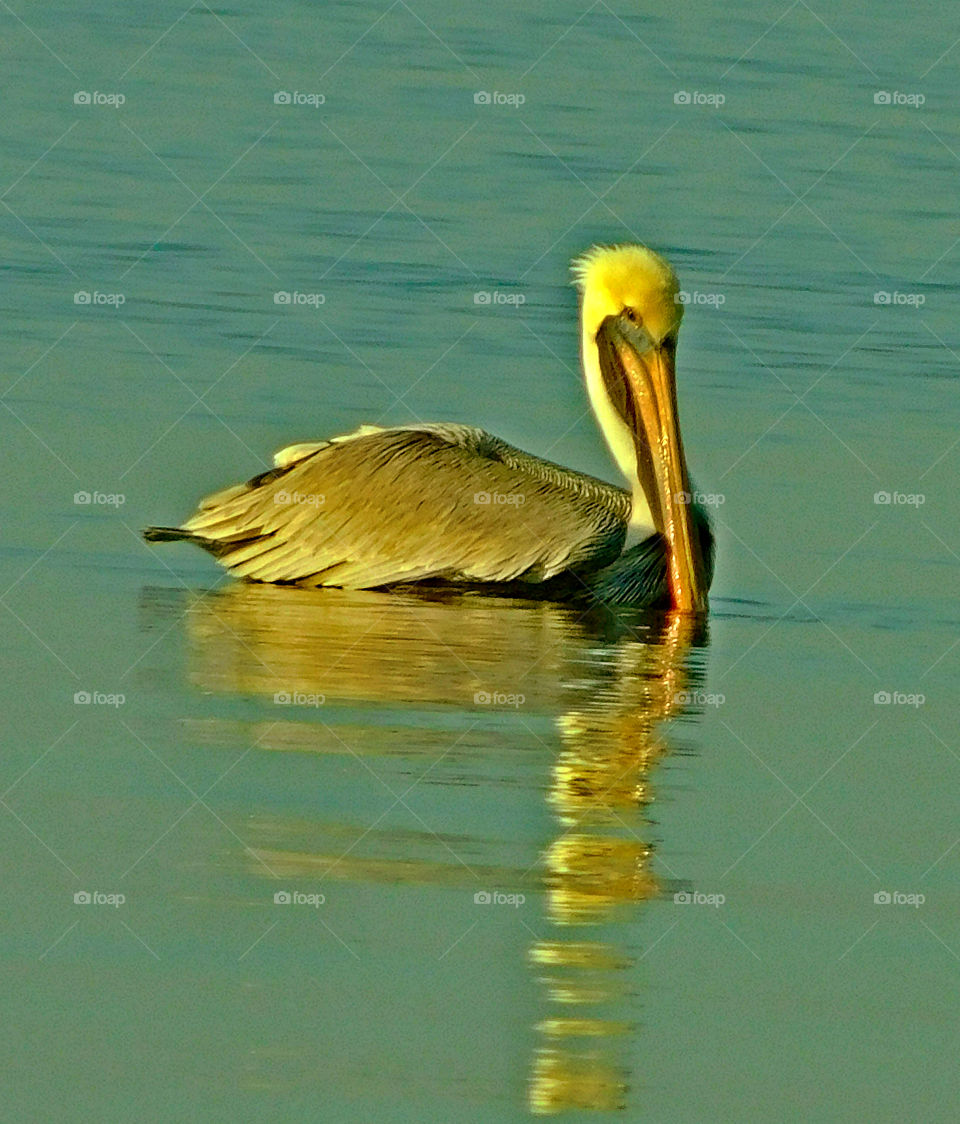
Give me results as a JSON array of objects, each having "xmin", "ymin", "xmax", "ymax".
[{"xmin": 144, "ymin": 244, "xmax": 714, "ymax": 611}]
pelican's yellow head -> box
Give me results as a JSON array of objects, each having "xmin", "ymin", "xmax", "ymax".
[
  {"xmin": 571, "ymin": 242, "xmax": 706, "ymax": 613},
  {"xmin": 572, "ymin": 243, "xmax": 682, "ymax": 346}
]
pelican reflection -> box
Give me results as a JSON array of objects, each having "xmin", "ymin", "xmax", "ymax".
[{"xmin": 142, "ymin": 583, "xmax": 707, "ymax": 1114}]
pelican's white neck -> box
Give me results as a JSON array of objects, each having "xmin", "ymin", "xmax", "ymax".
[{"xmin": 581, "ymin": 328, "xmax": 655, "ymax": 544}]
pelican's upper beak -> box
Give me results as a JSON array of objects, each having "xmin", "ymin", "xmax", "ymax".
[{"xmin": 595, "ymin": 314, "xmax": 708, "ymax": 612}]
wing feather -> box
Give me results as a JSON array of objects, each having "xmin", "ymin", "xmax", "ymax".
[{"xmin": 178, "ymin": 424, "xmax": 629, "ymax": 589}]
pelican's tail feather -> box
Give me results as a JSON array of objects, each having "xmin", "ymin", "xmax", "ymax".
[
  {"xmin": 142, "ymin": 524, "xmax": 264, "ymax": 564},
  {"xmin": 142, "ymin": 526, "xmax": 195, "ymax": 543}
]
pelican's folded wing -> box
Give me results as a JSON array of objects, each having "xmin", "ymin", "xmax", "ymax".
[{"xmin": 173, "ymin": 424, "xmax": 629, "ymax": 588}]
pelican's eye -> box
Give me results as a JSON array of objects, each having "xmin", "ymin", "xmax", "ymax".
[{"xmin": 622, "ymin": 307, "xmax": 641, "ymax": 326}]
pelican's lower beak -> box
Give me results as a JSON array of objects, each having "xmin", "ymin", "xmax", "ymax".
[{"xmin": 596, "ymin": 317, "xmax": 708, "ymax": 613}]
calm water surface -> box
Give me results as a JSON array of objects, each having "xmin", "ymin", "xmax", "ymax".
[{"xmin": 2, "ymin": 2, "xmax": 958, "ymax": 1120}]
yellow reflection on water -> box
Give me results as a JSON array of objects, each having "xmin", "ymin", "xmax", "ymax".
[
  {"xmin": 148, "ymin": 583, "xmax": 704, "ymax": 1116},
  {"xmin": 176, "ymin": 582, "xmax": 585, "ymax": 710},
  {"xmin": 529, "ymin": 1048, "xmax": 627, "ymax": 1114},
  {"xmin": 529, "ymin": 612, "xmax": 699, "ymax": 1115}
]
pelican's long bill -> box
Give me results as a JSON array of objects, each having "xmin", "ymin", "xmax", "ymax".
[
  {"xmin": 574, "ymin": 243, "xmax": 708, "ymax": 613},
  {"xmin": 596, "ymin": 315, "xmax": 707, "ymax": 612}
]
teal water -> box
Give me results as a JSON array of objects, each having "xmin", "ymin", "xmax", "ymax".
[{"xmin": 2, "ymin": 2, "xmax": 958, "ymax": 1120}]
